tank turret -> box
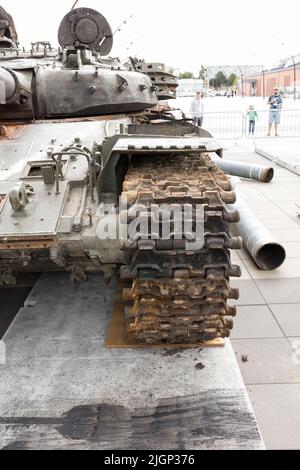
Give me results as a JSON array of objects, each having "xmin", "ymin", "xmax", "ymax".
[{"xmin": 0, "ymin": 7, "xmax": 179, "ymax": 121}]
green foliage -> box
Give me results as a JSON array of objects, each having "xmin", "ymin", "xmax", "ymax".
[
  {"xmin": 227, "ymin": 73, "xmax": 237, "ymax": 87},
  {"xmin": 198, "ymin": 65, "xmax": 207, "ymax": 80},
  {"xmin": 215, "ymin": 71, "xmax": 227, "ymax": 86},
  {"xmin": 209, "ymin": 71, "xmax": 228, "ymax": 89},
  {"xmin": 178, "ymin": 71, "xmax": 194, "ymax": 79}
]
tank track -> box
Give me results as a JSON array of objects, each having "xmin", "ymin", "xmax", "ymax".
[{"xmin": 120, "ymin": 153, "xmax": 242, "ymax": 344}]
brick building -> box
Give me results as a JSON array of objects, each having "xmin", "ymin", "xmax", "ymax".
[{"xmin": 243, "ymin": 59, "xmax": 300, "ymax": 98}]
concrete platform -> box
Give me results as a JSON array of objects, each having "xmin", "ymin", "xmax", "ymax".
[
  {"xmin": 0, "ymin": 273, "xmax": 264, "ymax": 450},
  {"xmin": 255, "ymin": 138, "xmax": 300, "ymax": 177}
]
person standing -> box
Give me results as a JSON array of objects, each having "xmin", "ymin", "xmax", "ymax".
[
  {"xmin": 247, "ymin": 105, "xmax": 258, "ymax": 135},
  {"xmin": 190, "ymin": 91, "xmax": 204, "ymax": 127},
  {"xmin": 267, "ymin": 87, "xmax": 283, "ymax": 136}
]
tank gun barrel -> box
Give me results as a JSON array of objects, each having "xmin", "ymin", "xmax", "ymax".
[
  {"xmin": 0, "ymin": 66, "xmax": 31, "ymax": 105},
  {"xmin": 0, "ymin": 67, "xmax": 17, "ymax": 103}
]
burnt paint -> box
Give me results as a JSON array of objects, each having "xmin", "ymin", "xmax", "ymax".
[{"xmin": 0, "ymin": 390, "xmax": 262, "ymax": 450}]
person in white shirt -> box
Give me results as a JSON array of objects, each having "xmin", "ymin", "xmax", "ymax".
[{"xmin": 190, "ymin": 91, "xmax": 204, "ymax": 127}]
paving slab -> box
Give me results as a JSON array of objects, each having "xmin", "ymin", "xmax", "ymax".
[
  {"xmin": 244, "ymin": 199, "xmax": 280, "ymax": 211},
  {"xmin": 257, "ymin": 180, "xmax": 300, "ymax": 194},
  {"xmin": 287, "ymin": 338, "xmax": 300, "ymax": 363},
  {"xmin": 247, "ymin": 208, "xmax": 291, "ymax": 220},
  {"xmin": 230, "ymin": 280, "xmax": 266, "ymax": 306},
  {"xmin": 237, "ymin": 248, "xmax": 251, "ymax": 261},
  {"xmin": 263, "ymin": 228, "xmax": 300, "ymax": 243},
  {"xmin": 256, "ymin": 278, "xmax": 300, "ymax": 304},
  {"xmin": 270, "ymin": 305, "xmax": 300, "ymax": 337},
  {"xmin": 257, "ymin": 218, "xmax": 300, "ymax": 230},
  {"xmin": 0, "ymin": 273, "xmax": 264, "ymax": 450},
  {"xmin": 231, "ymin": 338, "xmax": 300, "ymax": 385},
  {"xmin": 282, "ymin": 242, "xmax": 300, "ymax": 258},
  {"xmin": 231, "ymin": 306, "xmax": 283, "ymax": 340},
  {"xmin": 238, "ymin": 260, "xmax": 252, "ymax": 280},
  {"xmin": 255, "ymin": 140, "xmax": 300, "ymax": 177},
  {"xmin": 226, "ymin": 142, "xmax": 300, "ymax": 448},
  {"xmin": 247, "ymin": 384, "xmax": 300, "ymax": 450},
  {"xmin": 243, "ymin": 258, "xmax": 300, "ymax": 280}
]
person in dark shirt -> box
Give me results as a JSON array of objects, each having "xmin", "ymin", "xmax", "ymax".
[{"xmin": 267, "ymin": 87, "xmax": 283, "ymax": 136}]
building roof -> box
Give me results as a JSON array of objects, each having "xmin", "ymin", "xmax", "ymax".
[
  {"xmin": 206, "ymin": 65, "xmax": 262, "ymax": 80},
  {"xmin": 245, "ymin": 59, "xmax": 300, "ymax": 79}
]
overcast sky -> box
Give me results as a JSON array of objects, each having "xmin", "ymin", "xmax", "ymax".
[{"xmin": 2, "ymin": 0, "xmax": 300, "ymax": 73}]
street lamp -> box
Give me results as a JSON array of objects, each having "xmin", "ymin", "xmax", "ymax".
[
  {"xmin": 276, "ymin": 37, "xmax": 297, "ymax": 101},
  {"xmin": 236, "ymin": 66, "xmax": 244, "ymax": 98},
  {"xmin": 248, "ymin": 52, "xmax": 265, "ymax": 99},
  {"xmin": 291, "ymin": 54, "xmax": 297, "ymax": 101},
  {"xmin": 261, "ymin": 65, "xmax": 265, "ymax": 99}
]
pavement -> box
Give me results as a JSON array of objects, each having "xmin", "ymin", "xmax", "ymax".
[
  {"xmin": 255, "ymin": 137, "xmax": 300, "ymax": 177},
  {"xmin": 223, "ymin": 140, "xmax": 300, "ymax": 450}
]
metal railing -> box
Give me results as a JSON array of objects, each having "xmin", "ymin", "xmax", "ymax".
[
  {"xmin": 190, "ymin": 109, "xmax": 300, "ymax": 139},
  {"xmin": 190, "ymin": 112, "xmax": 244, "ymax": 139},
  {"xmin": 244, "ymin": 109, "xmax": 300, "ymax": 138}
]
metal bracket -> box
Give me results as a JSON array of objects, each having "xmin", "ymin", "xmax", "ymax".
[
  {"xmin": 0, "ymin": 270, "xmax": 16, "ymax": 286},
  {"xmin": 8, "ymin": 182, "xmax": 34, "ymax": 212}
]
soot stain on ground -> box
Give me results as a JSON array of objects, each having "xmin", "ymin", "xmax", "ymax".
[{"xmin": 0, "ymin": 391, "xmax": 261, "ymax": 449}]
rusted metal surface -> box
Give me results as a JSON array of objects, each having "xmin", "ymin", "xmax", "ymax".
[
  {"xmin": 0, "ymin": 6, "xmax": 18, "ymax": 47},
  {"xmin": 121, "ymin": 153, "xmax": 242, "ymax": 344},
  {"xmin": 0, "ymin": 238, "xmax": 57, "ymax": 250},
  {"xmin": 0, "ymin": 8, "xmax": 158, "ymax": 121},
  {"xmin": 133, "ymin": 60, "xmax": 178, "ymax": 101},
  {"xmin": 0, "ymin": 125, "xmax": 25, "ymax": 140},
  {"xmin": 58, "ymin": 8, "xmax": 113, "ymax": 55}
]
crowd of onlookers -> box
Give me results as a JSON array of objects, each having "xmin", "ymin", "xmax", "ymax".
[{"xmin": 190, "ymin": 87, "xmax": 283, "ymax": 137}]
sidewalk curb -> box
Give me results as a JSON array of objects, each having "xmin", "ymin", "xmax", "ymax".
[{"xmin": 255, "ymin": 147, "xmax": 300, "ymax": 177}]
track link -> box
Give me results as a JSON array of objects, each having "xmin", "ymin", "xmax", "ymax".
[{"xmin": 120, "ymin": 153, "xmax": 242, "ymax": 344}]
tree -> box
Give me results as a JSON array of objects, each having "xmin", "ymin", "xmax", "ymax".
[
  {"xmin": 215, "ymin": 71, "xmax": 228, "ymax": 87},
  {"xmin": 178, "ymin": 71, "xmax": 194, "ymax": 79},
  {"xmin": 209, "ymin": 71, "xmax": 228, "ymax": 89},
  {"xmin": 198, "ymin": 65, "xmax": 207, "ymax": 80},
  {"xmin": 227, "ymin": 73, "xmax": 237, "ymax": 87}
]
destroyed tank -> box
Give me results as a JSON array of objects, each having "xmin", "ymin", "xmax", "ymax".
[{"xmin": 0, "ymin": 6, "xmax": 242, "ymax": 344}]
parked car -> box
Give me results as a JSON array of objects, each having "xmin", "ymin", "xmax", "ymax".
[{"xmin": 204, "ymin": 89, "xmax": 216, "ymax": 97}]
